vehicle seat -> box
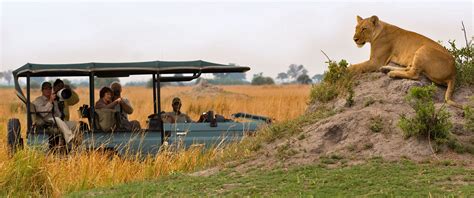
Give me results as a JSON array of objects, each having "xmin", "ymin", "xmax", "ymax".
[
  {"xmin": 78, "ymin": 105, "xmax": 121, "ymax": 132},
  {"xmin": 95, "ymin": 108, "xmax": 120, "ymax": 132}
]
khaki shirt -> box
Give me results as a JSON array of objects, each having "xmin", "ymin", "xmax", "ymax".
[
  {"xmin": 32, "ymin": 95, "xmax": 61, "ymax": 119},
  {"xmin": 165, "ymin": 111, "xmax": 193, "ymax": 123}
]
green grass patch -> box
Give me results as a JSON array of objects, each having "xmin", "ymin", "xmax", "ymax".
[{"xmin": 67, "ymin": 160, "xmax": 474, "ymax": 197}]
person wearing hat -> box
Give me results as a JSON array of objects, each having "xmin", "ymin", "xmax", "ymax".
[
  {"xmin": 32, "ymin": 82, "xmax": 77, "ymax": 144},
  {"xmin": 165, "ymin": 97, "xmax": 193, "ymax": 123},
  {"xmin": 53, "ymin": 79, "xmax": 79, "ymax": 121}
]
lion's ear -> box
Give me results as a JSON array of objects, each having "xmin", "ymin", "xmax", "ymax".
[
  {"xmin": 370, "ymin": 15, "xmax": 379, "ymax": 25},
  {"xmin": 357, "ymin": 15, "xmax": 363, "ymax": 23}
]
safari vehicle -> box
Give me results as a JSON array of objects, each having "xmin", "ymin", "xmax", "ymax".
[{"xmin": 7, "ymin": 60, "xmax": 271, "ymax": 155}]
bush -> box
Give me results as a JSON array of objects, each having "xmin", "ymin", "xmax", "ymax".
[
  {"xmin": 398, "ymin": 85, "xmax": 452, "ymax": 146},
  {"xmin": 310, "ymin": 83, "xmax": 338, "ymax": 103},
  {"xmin": 251, "ymin": 73, "xmax": 275, "ymax": 85},
  {"xmin": 445, "ymin": 39, "xmax": 474, "ymax": 87},
  {"xmin": 369, "ymin": 116, "xmax": 383, "ymax": 133},
  {"xmin": 464, "ymin": 97, "xmax": 474, "ymax": 132},
  {"xmin": 310, "ymin": 60, "xmax": 353, "ymax": 104}
]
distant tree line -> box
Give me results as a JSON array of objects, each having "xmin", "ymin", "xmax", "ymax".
[
  {"xmin": 0, "ymin": 70, "xmax": 13, "ymax": 86},
  {"xmin": 276, "ymin": 64, "xmax": 323, "ymax": 84}
]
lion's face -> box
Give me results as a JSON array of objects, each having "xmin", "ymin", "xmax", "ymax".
[{"xmin": 353, "ymin": 15, "xmax": 379, "ymax": 48}]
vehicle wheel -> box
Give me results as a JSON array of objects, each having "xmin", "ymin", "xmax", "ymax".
[{"xmin": 7, "ymin": 118, "xmax": 23, "ymax": 155}]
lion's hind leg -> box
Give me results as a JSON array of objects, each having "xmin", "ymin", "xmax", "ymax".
[
  {"xmin": 380, "ymin": 65, "xmax": 408, "ymax": 74},
  {"xmin": 387, "ymin": 67, "xmax": 420, "ymax": 80},
  {"xmin": 445, "ymin": 79, "xmax": 462, "ymax": 108}
]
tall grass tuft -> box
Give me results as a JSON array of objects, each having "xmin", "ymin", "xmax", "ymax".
[{"xmin": 0, "ymin": 149, "xmax": 55, "ymax": 197}]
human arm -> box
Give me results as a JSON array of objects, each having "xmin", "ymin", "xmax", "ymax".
[
  {"xmin": 95, "ymin": 98, "xmax": 120, "ymax": 110},
  {"xmin": 120, "ymin": 98, "xmax": 134, "ymax": 114}
]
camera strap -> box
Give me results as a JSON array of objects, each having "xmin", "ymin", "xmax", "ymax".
[
  {"xmin": 59, "ymin": 102, "xmax": 65, "ymax": 120},
  {"xmin": 51, "ymin": 101, "xmax": 59, "ymax": 127}
]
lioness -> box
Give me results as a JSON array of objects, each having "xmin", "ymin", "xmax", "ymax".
[{"xmin": 350, "ymin": 15, "xmax": 459, "ymax": 107}]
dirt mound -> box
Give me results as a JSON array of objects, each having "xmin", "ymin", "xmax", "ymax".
[
  {"xmin": 237, "ymin": 72, "xmax": 473, "ymax": 170},
  {"xmin": 179, "ymin": 79, "xmax": 249, "ymax": 99}
]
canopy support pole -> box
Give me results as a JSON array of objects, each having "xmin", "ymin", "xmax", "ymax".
[
  {"xmin": 156, "ymin": 72, "xmax": 164, "ymax": 144},
  {"xmin": 26, "ymin": 74, "xmax": 31, "ymax": 135},
  {"xmin": 153, "ymin": 74, "xmax": 157, "ymax": 114},
  {"xmin": 89, "ymin": 73, "xmax": 95, "ymax": 133}
]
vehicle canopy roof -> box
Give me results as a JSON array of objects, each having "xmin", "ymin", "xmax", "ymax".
[
  {"xmin": 13, "ymin": 60, "xmax": 250, "ymax": 103},
  {"xmin": 13, "ymin": 60, "xmax": 249, "ymax": 77}
]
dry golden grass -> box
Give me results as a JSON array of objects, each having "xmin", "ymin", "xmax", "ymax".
[{"xmin": 0, "ymin": 84, "xmax": 310, "ymax": 196}]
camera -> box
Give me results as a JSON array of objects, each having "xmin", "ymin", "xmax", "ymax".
[
  {"xmin": 56, "ymin": 88, "xmax": 72, "ymax": 101},
  {"xmin": 113, "ymin": 90, "xmax": 121, "ymax": 98}
]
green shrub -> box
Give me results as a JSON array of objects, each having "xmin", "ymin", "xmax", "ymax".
[
  {"xmin": 310, "ymin": 83, "xmax": 338, "ymax": 103},
  {"xmin": 369, "ymin": 116, "xmax": 383, "ymax": 133},
  {"xmin": 398, "ymin": 85, "xmax": 452, "ymax": 146},
  {"xmin": 345, "ymin": 85, "xmax": 355, "ymax": 107},
  {"xmin": 310, "ymin": 60, "xmax": 353, "ymax": 104},
  {"xmin": 464, "ymin": 97, "xmax": 474, "ymax": 132},
  {"xmin": 445, "ymin": 39, "xmax": 474, "ymax": 87}
]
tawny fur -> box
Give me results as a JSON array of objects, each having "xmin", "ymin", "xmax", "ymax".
[{"xmin": 350, "ymin": 15, "xmax": 459, "ymax": 108}]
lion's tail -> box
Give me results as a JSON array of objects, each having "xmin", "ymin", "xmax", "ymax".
[{"xmin": 445, "ymin": 79, "xmax": 463, "ymax": 109}]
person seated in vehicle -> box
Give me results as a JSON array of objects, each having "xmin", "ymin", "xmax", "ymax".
[
  {"xmin": 95, "ymin": 87, "xmax": 121, "ymax": 131},
  {"xmin": 53, "ymin": 79, "xmax": 79, "ymax": 121},
  {"xmin": 95, "ymin": 87, "xmax": 121, "ymax": 110},
  {"xmin": 32, "ymin": 82, "xmax": 78, "ymax": 144},
  {"xmin": 164, "ymin": 97, "xmax": 193, "ymax": 123},
  {"xmin": 110, "ymin": 82, "xmax": 141, "ymax": 131}
]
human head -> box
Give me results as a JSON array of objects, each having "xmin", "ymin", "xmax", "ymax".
[
  {"xmin": 53, "ymin": 79, "xmax": 64, "ymax": 93},
  {"xmin": 172, "ymin": 97, "xmax": 181, "ymax": 112},
  {"xmin": 110, "ymin": 81, "xmax": 122, "ymax": 98},
  {"xmin": 99, "ymin": 86, "xmax": 113, "ymax": 103},
  {"xmin": 41, "ymin": 82, "xmax": 53, "ymax": 98}
]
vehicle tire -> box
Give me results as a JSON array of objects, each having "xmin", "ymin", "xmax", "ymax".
[{"xmin": 7, "ymin": 118, "xmax": 23, "ymax": 155}]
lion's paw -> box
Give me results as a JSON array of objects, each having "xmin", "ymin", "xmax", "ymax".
[{"xmin": 388, "ymin": 71, "xmax": 397, "ymax": 78}]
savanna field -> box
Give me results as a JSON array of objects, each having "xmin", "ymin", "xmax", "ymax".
[{"xmin": 0, "ymin": 85, "xmax": 311, "ymax": 196}]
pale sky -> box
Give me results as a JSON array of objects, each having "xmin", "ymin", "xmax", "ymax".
[{"xmin": 1, "ymin": 0, "xmax": 472, "ymax": 82}]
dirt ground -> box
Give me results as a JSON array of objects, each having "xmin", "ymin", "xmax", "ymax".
[{"xmin": 231, "ymin": 72, "xmax": 473, "ymax": 172}]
